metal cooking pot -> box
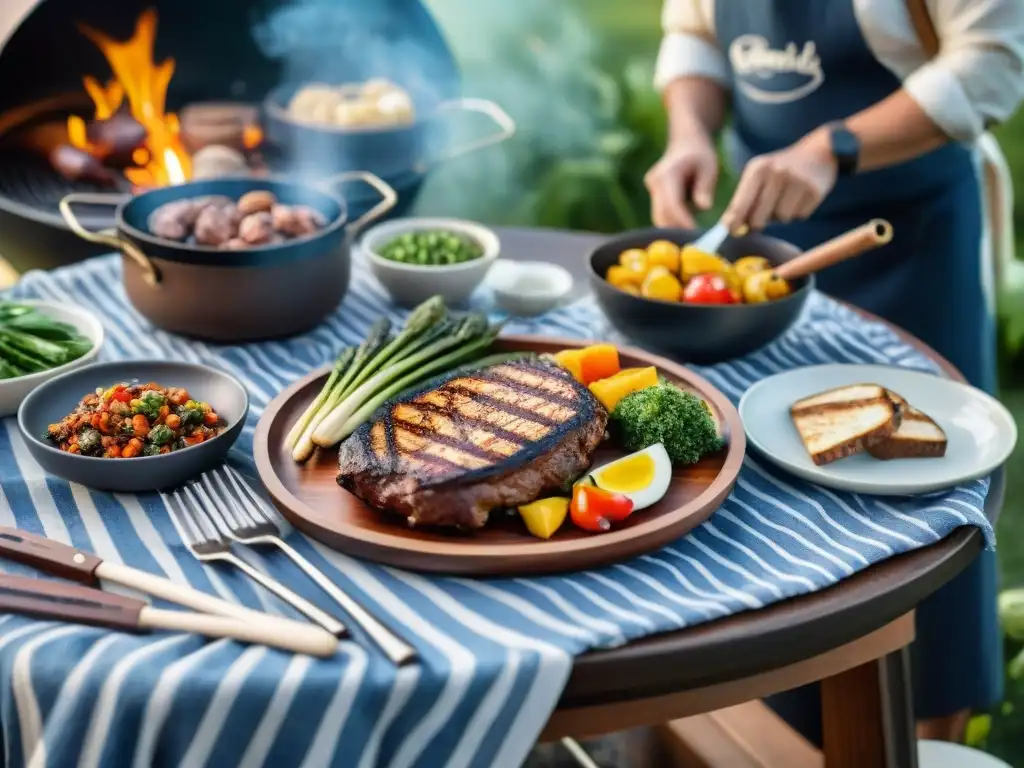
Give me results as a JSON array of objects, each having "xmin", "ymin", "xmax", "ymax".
[
  {"xmin": 263, "ymin": 86, "xmax": 515, "ymax": 180},
  {"xmin": 58, "ymin": 172, "xmax": 395, "ymax": 343}
]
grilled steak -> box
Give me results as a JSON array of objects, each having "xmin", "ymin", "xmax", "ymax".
[{"xmin": 336, "ymin": 359, "xmax": 608, "ymax": 529}]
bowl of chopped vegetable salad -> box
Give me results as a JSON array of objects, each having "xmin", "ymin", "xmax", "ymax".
[
  {"xmin": 17, "ymin": 360, "xmax": 248, "ymax": 492},
  {"xmin": 0, "ymin": 300, "xmax": 104, "ymax": 417},
  {"xmin": 359, "ymin": 217, "xmax": 499, "ymax": 308}
]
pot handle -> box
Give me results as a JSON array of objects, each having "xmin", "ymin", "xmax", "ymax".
[
  {"xmin": 318, "ymin": 171, "xmax": 397, "ymax": 233},
  {"xmin": 416, "ymin": 98, "xmax": 516, "ymax": 173},
  {"xmin": 58, "ymin": 193, "xmax": 161, "ymax": 287}
]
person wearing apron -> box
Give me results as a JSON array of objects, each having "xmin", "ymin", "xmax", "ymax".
[{"xmin": 647, "ymin": 0, "xmax": 1024, "ymax": 743}]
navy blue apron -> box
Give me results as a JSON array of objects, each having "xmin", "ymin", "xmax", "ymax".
[{"xmin": 715, "ymin": 0, "xmax": 1002, "ymax": 738}]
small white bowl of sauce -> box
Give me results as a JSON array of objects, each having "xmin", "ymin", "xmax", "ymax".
[{"xmin": 486, "ymin": 260, "xmax": 575, "ymax": 316}]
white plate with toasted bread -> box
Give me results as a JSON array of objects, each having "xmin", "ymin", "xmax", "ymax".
[{"xmin": 738, "ymin": 364, "xmax": 1017, "ymax": 495}]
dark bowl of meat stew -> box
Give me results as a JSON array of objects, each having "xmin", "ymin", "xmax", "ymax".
[
  {"xmin": 57, "ymin": 172, "xmax": 396, "ymax": 343},
  {"xmin": 17, "ymin": 360, "xmax": 249, "ymax": 492}
]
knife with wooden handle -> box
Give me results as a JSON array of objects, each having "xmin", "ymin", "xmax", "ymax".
[
  {"xmin": 0, "ymin": 527, "xmax": 327, "ymax": 634},
  {"xmin": 0, "ymin": 574, "xmax": 338, "ymax": 657}
]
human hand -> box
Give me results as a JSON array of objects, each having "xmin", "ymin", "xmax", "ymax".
[
  {"xmin": 722, "ymin": 131, "xmax": 838, "ymax": 231},
  {"xmin": 644, "ymin": 134, "xmax": 719, "ymax": 229}
]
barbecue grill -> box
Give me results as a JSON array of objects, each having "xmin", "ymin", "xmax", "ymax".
[{"xmin": 0, "ymin": 0, "xmax": 462, "ymax": 272}]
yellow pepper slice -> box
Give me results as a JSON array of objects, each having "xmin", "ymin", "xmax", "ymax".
[
  {"xmin": 552, "ymin": 349, "xmax": 585, "ymax": 382},
  {"xmin": 588, "ymin": 366, "xmax": 659, "ymax": 411},
  {"xmin": 553, "ymin": 345, "xmax": 621, "ymax": 385},
  {"xmin": 518, "ymin": 497, "xmax": 570, "ymax": 540}
]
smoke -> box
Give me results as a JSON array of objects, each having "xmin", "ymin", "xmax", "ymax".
[
  {"xmin": 253, "ymin": 1, "xmax": 451, "ymax": 107},
  {"xmin": 253, "ymin": 0, "xmax": 613, "ymax": 222},
  {"xmin": 414, "ymin": 0, "xmax": 614, "ymax": 222}
]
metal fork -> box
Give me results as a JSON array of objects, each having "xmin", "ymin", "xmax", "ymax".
[
  {"xmin": 197, "ymin": 465, "xmax": 417, "ymax": 666},
  {"xmin": 164, "ymin": 485, "xmax": 347, "ymax": 637}
]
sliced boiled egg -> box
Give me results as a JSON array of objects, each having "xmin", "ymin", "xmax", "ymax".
[{"xmin": 585, "ymin": 443, "xmax": 672, "ymax": 511}]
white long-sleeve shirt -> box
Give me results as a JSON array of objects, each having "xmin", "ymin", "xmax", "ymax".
[{"xmin": 654, "ymin": 0, "xmax": 1024, "ymax": 142}]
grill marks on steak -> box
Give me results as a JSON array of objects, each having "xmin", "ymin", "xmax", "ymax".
[{"xmin": 336, "ymin": 360, "xmax": 608, "ymax": 529}]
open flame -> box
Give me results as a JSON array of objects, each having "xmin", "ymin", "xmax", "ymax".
[{"xmin": 68, "ymin": 9, "xmax": 191, "ymax": 186}]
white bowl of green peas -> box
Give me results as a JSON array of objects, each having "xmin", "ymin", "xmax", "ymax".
[{"xmin": 360, "ymin": 218, "xmax": 499, "ymax": 308}]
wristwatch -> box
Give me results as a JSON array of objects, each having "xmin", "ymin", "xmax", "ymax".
[{"xmin": 827, "ymin": 123, "xmax": 860, "ymax": 177}]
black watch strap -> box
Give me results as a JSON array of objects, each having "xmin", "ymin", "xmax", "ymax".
[{"xmin": 828, "ymin": 123, "xmax": 860, "ymax": 177}]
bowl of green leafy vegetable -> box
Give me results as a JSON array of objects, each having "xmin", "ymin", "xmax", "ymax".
[
  {"xmin": 0, "ymin": 300, "xmax": 104, "ymax": 417},
  {"xmin": 360, "ymin": 218, "xmax": 499, "ymax": 308}
]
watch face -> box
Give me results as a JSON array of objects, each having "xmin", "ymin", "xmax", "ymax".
[
  {"xmin": 830, "ymin": 127, "xmax": 859, "ymax": 174},
  {"xmin": 832, "ymin": 129, "xmax": 858, "ymax": 157}
]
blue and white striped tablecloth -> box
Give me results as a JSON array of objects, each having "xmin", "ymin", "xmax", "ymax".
[{"xmin": 0, "ymin": 254, "xmax": 993, "ymax": 768}]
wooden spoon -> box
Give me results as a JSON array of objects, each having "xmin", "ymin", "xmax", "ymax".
[
  {"xmin": 774, "ymin": 219, "xmax": 894, "ymax": 281},
  {"xmin": 741, "ymin": 219, "xmax": 893, "ymax": 303}
]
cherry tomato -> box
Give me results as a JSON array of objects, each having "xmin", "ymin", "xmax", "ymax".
[
  {"xmin": 570, "ymin": 484, "xmax": 634, "ymax": 532},
  {"xmin": 682, "ymin": 273, "xmax": 740, "ymax": 304}
]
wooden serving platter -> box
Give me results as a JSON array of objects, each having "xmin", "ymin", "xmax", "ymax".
[{"xmin": 253, "ymin": 336, "xmax": 745, "ymax": 576}]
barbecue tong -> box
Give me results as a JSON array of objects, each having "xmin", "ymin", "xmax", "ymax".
[{"xmin": 0, "ymin": 527, "xmax": 338, "ymax": 657}]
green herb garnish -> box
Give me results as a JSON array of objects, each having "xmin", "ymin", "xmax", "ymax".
[
  {"xmin": 147, "ymin": 424, "xmax": 175, "ymax": 446},
  {"xmin": 176, "ymin": 400, "xmax": 206, "ymax": 428},
  {"xmin": 132, "ymin": 390, "xmax": 166, "ymax": 420}
]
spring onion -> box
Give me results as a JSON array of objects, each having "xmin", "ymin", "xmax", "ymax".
[
  {"xmin": 288, "ymin": 296, "xmax": 500, "ymax": 462},
  {"xmin": 312, "ymin": 313, "xmax": 491, "ymax": 447},
  {"xmin": 291, "ymin": 300, "xmax": 448, "ymax": 462},
  {"xmin": 289, "ymin": 318, "xmax": 392, "ymax": 462},
  {"xmin": 334, "ymin": 321, "xmax": 505, "ymax": 440},
  {"xmin": 447, "ymin": 351, "xmax": 537, "ymax": 374},
  {"xmin": 338, "ymin": 298, "xmax": 447, "ymax": 398},
  {"xmin": 285, "ymin": 346, "xmax": 355, "ymax": 450}
]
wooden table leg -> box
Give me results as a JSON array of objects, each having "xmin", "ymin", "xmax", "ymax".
[{"xmin": 821, "ymin": 646, "xmax": 917, "ymax": 768}]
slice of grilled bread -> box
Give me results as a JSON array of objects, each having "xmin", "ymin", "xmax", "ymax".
[
  {"xmin": 866, "ymin": 389, "xmax": 947, "ymax": 460},
  {"xmin": 790, "ymin": 384, "xmax": 902, "ymax": 466}
]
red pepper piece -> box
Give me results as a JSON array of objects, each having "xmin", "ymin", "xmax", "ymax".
[
  {"xmin": 570, "ymin": 485, "xmax": 634, "ymax": 532},
  {"xmin": 109, "ymin": 386, "xmax": 131, "ymax": 403}
]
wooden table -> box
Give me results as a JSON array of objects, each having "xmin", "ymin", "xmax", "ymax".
[
  {"xmin": 0, "ymin": 228, "xmax": 999, "ymax": 767},
  {"xmin": 496, "ymin": 227, "xmax": 999, "ymax": 768}
]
